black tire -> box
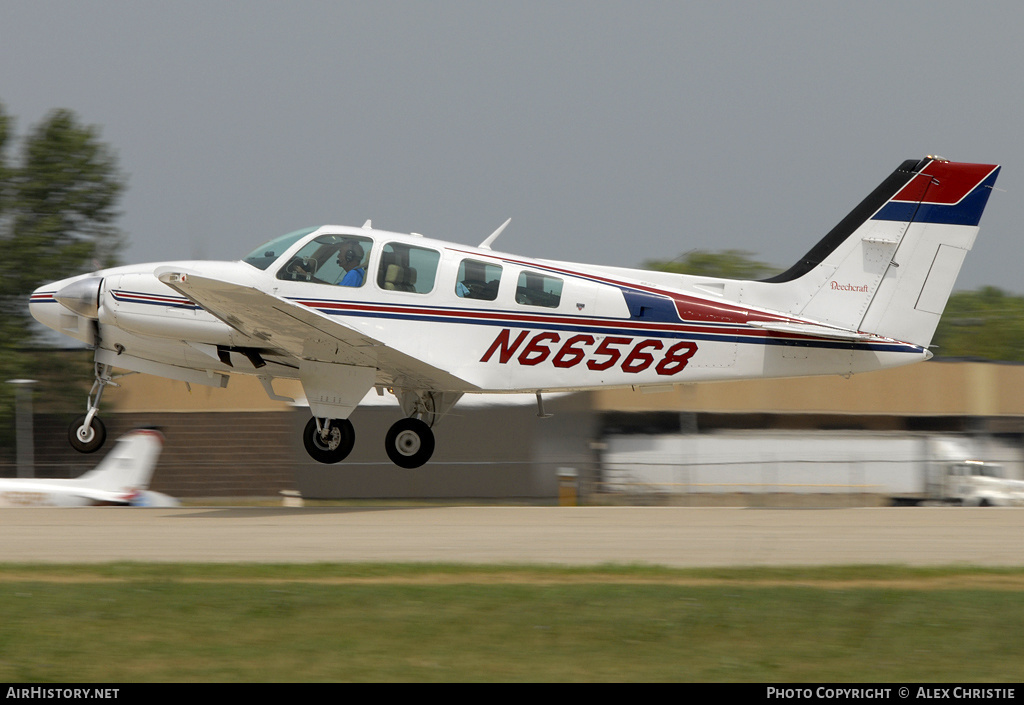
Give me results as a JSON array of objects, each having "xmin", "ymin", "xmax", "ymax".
[
  {"xmin": 385, "ymin": 418, "xmax": 435, "ymax": 469},
  {"xmin": 69, "ymin": 415, "xmax": 107, "ymax": 454},
  {"xmin": 302, "ymin": 417, "xmax": 355, "ymax": 464}
]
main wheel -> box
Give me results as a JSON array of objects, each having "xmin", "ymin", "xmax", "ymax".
[
  {"xmin": 302, "ymin": 417, "xmax": 355, "ymax": 464},
  {"xmin": 385, "ymin": 418, "xmax": 435, "ymax": 469},
  {"xmin": 69, "ymin": 415, "xmax": 107, "ymax": 454}
]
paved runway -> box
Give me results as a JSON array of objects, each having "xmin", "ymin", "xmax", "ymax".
[{"xmin": 2, "ymin": 506, "xmax": 1023, "ymax": 566}]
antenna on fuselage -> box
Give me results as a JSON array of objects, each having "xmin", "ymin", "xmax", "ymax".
[{"xmin": 479, "ymin": 218, "xmax": 511, "ymax": 250}]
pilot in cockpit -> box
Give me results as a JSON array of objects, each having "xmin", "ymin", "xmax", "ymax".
[{"xmin": 337, "ymin": 240, "xmax": 366, "ymax": 287}]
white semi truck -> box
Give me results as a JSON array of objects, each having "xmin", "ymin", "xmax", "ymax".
[
  {"xmin": 602, "ymin": 432, "xmax": 1024, "ymax": 505},
  {"xmin": 891, "ymin": 459, "xmax": 1024, "ymax": 506}
]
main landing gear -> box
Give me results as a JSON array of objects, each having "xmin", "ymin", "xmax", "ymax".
[
  {"xmin": 384, "ymin": 417, "xmax": 435, "ymax": 469},
  {"xmin": 69, "ymin": 363, "xmax": 120, "ymax": 454},
  {"xmin": 302, "ymin": 417, "xmax": 355, "ymax": 464},
  {"xmin": 301, "ymin": 415, "xmax": 436, "ymax": 468},
  {"xmin": 302, "ymin": 389, "xmax": 455, "ymax": 469}
]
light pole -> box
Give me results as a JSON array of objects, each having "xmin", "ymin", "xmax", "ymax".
[{"xmin": 6, "ymin": 379, "xmax": 37, "ymax": 478}]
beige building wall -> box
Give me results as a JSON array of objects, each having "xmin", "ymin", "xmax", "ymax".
[
  {"xmin": 105, "ymin": 374, "xmax": 303, "ymax": 413},
  {"xmin": 80, "ymin": 359, "xmax": 1024, "ymax": 499},
  {"xmin": 592, "ymin": 361, "xmax": 1024, "ymax": 417},
  {"xmin": 102, "ymin": 359, "xmax": 1024, "ymax": 419}
]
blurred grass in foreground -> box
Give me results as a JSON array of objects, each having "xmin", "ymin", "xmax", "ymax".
[{"xmin": 1, "ymin": 563, "xmax": 1022, "ymax": 682}]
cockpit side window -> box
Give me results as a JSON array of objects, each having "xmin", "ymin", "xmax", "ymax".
[
  {"xmin": 515, "ymin": 271, "xmax": 563, "ymax": 308},
  {"xmin": 277, "ymin": 234, "xmax": 373, "ymax": 287},
  {"xmin": 377, "ymin": 242, "xmax": 440, "ymax": 294},
  {"xmin": 456, "ymin": 259, "xmax": 502, "ymax": 301}
]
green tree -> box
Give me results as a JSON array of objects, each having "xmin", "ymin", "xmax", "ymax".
[
  {"xmin": 1, "ymin": 106, "xmax": 125, "ymax": 331},
  {"xmin": 0, "ymin": 103, "xmax": 126, "ymax": 456},
  {"xmin": 643, "ymin": 249, "xmax": 780, "ymax": 279},
  {"xmin": 931, "ymin": 287, "xmax": 1024, "ymax": 362}
]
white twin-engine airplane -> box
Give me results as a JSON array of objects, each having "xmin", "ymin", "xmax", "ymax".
[
  {"xmin": 0, "ymin": 429, "xmax": 178, "ymax": 507},
  {"xmin": 30, "ymin": 157, "xmax": 1000, "ymax": 468}
]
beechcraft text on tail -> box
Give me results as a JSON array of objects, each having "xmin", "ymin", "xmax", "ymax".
[
  {"xmin": 29, "ymin": 156, "xmax": 1001, "ymax": 468},
  {"xmin": 0, "ymin": 429, "xmax": 178, "ymax": 507}
]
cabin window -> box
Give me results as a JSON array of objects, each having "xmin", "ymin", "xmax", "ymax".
[
  {"xmin": 515, "ymin": 271, "xmax": 563, "ymax": 308},
  {"xmin": 377, "ymin": 242, "xmax": 440, "ymax": 294},
  {"xmin": 276, "ymin": 234, "xmax": 373, "ymax": 287},
  {"xmin": 456, "ymin": 259, "xmax": 502, "ymax": 301}
]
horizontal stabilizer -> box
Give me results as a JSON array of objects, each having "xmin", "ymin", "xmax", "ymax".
[{"xmin": 746, "ymin": 321, "xmax": 874, "ymax": 342}]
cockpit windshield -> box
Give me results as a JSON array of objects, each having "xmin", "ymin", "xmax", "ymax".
[{"xmin": 241, "ymin": 227, "xmax": 319, "ymax": 270}]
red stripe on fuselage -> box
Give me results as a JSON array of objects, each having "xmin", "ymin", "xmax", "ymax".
[
  {"xmin": 444, "ymin": 247, "xmax": 798, "ymax": 327},
  {"xmin": 293, "ymin": 298, "xmax": 887, "ymax": 348}
]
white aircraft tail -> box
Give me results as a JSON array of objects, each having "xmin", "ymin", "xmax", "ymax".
[
  {"xmin": 75, "ymin": 428, "xmax": 164, "ymax": 498},
  {"xmin": 758, "ymin": 157, "xmax": 1000, "ymax": 347}
]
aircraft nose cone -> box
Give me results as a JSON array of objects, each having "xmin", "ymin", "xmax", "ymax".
[{"xmin": 54, "ymin": 277, "xmax": 103, "ymax": 319}]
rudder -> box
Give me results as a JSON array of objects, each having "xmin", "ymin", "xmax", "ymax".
[{"xmin": 858, "ymin": 159, "xmax": 999, "ymax": 346}]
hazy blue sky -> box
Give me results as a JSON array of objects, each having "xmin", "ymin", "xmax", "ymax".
[{"xmin": 2, "ymin": 1, "xmax": 1021, "ymax": 291}]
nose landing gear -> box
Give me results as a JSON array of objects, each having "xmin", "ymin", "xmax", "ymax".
[
  {"xmin": 69, "ymin": 413, "xmax": 106, "ymax": 453},
  {"xmin": 68, "ymin": 363, "xmax": 120, "ymax": 454}
]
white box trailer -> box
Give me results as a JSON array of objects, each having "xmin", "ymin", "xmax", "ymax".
[{"xmin": 602, "ymin": 431, "xmax": 1023, "ymax": 504}]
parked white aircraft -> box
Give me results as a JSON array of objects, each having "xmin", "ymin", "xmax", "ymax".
[
  {"xmin": 0, "ymin": 429, "xmax": 178, "ymax": 507},
  {"xmin": 30, "ymin": 157, "xmax": 1000, "ymax": 468}
]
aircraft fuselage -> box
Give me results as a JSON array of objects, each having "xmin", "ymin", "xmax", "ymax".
[{"xmin": 30, "ymin": 228, "xmax": 927, "ymax": 399}]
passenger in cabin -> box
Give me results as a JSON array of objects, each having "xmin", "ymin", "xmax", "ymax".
[{"xmin": 337, "ymin": 241, "xmax": 366, "ymax": 287}]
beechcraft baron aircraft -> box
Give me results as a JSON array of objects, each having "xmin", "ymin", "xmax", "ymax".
[
  {"xmin": 30, "ymin": 157, "xmax": 1000, "ymax": 468},
  {"xmin": 0, "ymin": 429, "xmax": 177, "ymax": 507}
]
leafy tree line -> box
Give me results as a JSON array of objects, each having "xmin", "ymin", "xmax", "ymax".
[
  {"xmin": 644, "ymin": 250, "xmax": 1024, "ymax": 362},
  {"xmin": 0, "ymin": 102, "xmax": 125, "ymax": 453}
]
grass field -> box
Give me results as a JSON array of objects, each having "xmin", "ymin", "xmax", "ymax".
[{"xmin": 2, "ymin": 563, "xmax": 1023, "ymax": 682}]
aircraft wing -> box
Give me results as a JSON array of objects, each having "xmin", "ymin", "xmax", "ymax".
[{"xmin": 154, "ymin": 266, "xmax": 476, "ymax": 391}]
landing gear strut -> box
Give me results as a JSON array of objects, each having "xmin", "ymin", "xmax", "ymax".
[
  {"xmin": 69, "ymin": 363, "xmax": 117, "ymax": 454},
  {"xmin": 302, "ymin": 417, "xmax": 355, "ymax": 464}
]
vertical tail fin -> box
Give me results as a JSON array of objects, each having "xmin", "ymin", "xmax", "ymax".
[
  {"xmin": 75, "ymin": 429, "xmax": 164, "ymax": 494},
  {"xmin": 762, "ymin": 157, "xmax": 1000, "ymax": 346}
]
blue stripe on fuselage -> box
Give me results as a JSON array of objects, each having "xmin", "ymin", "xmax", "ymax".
[{"xmin": 296, "ymin": 299, "xmax": 923, "ymax": 355}]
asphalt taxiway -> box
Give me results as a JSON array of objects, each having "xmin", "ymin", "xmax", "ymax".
[{"xmin": 1, "ymin": 506, "xmax": 1022, "ymax": 566}]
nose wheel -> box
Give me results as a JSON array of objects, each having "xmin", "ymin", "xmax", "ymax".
[
  {"xmin": 302, "ymin": 417, "xmax": 355, "ymax": 464},
  {"xmin": 385, "ymin": 418, "xmax": 435, "ymax": 468},
  {"xmin": 68, "ymin": 362, "xmax": 119, "ymax": 454},
  {"xmin": 68, "ymin": 414, "xmax": 107, "ymax": 454}
]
